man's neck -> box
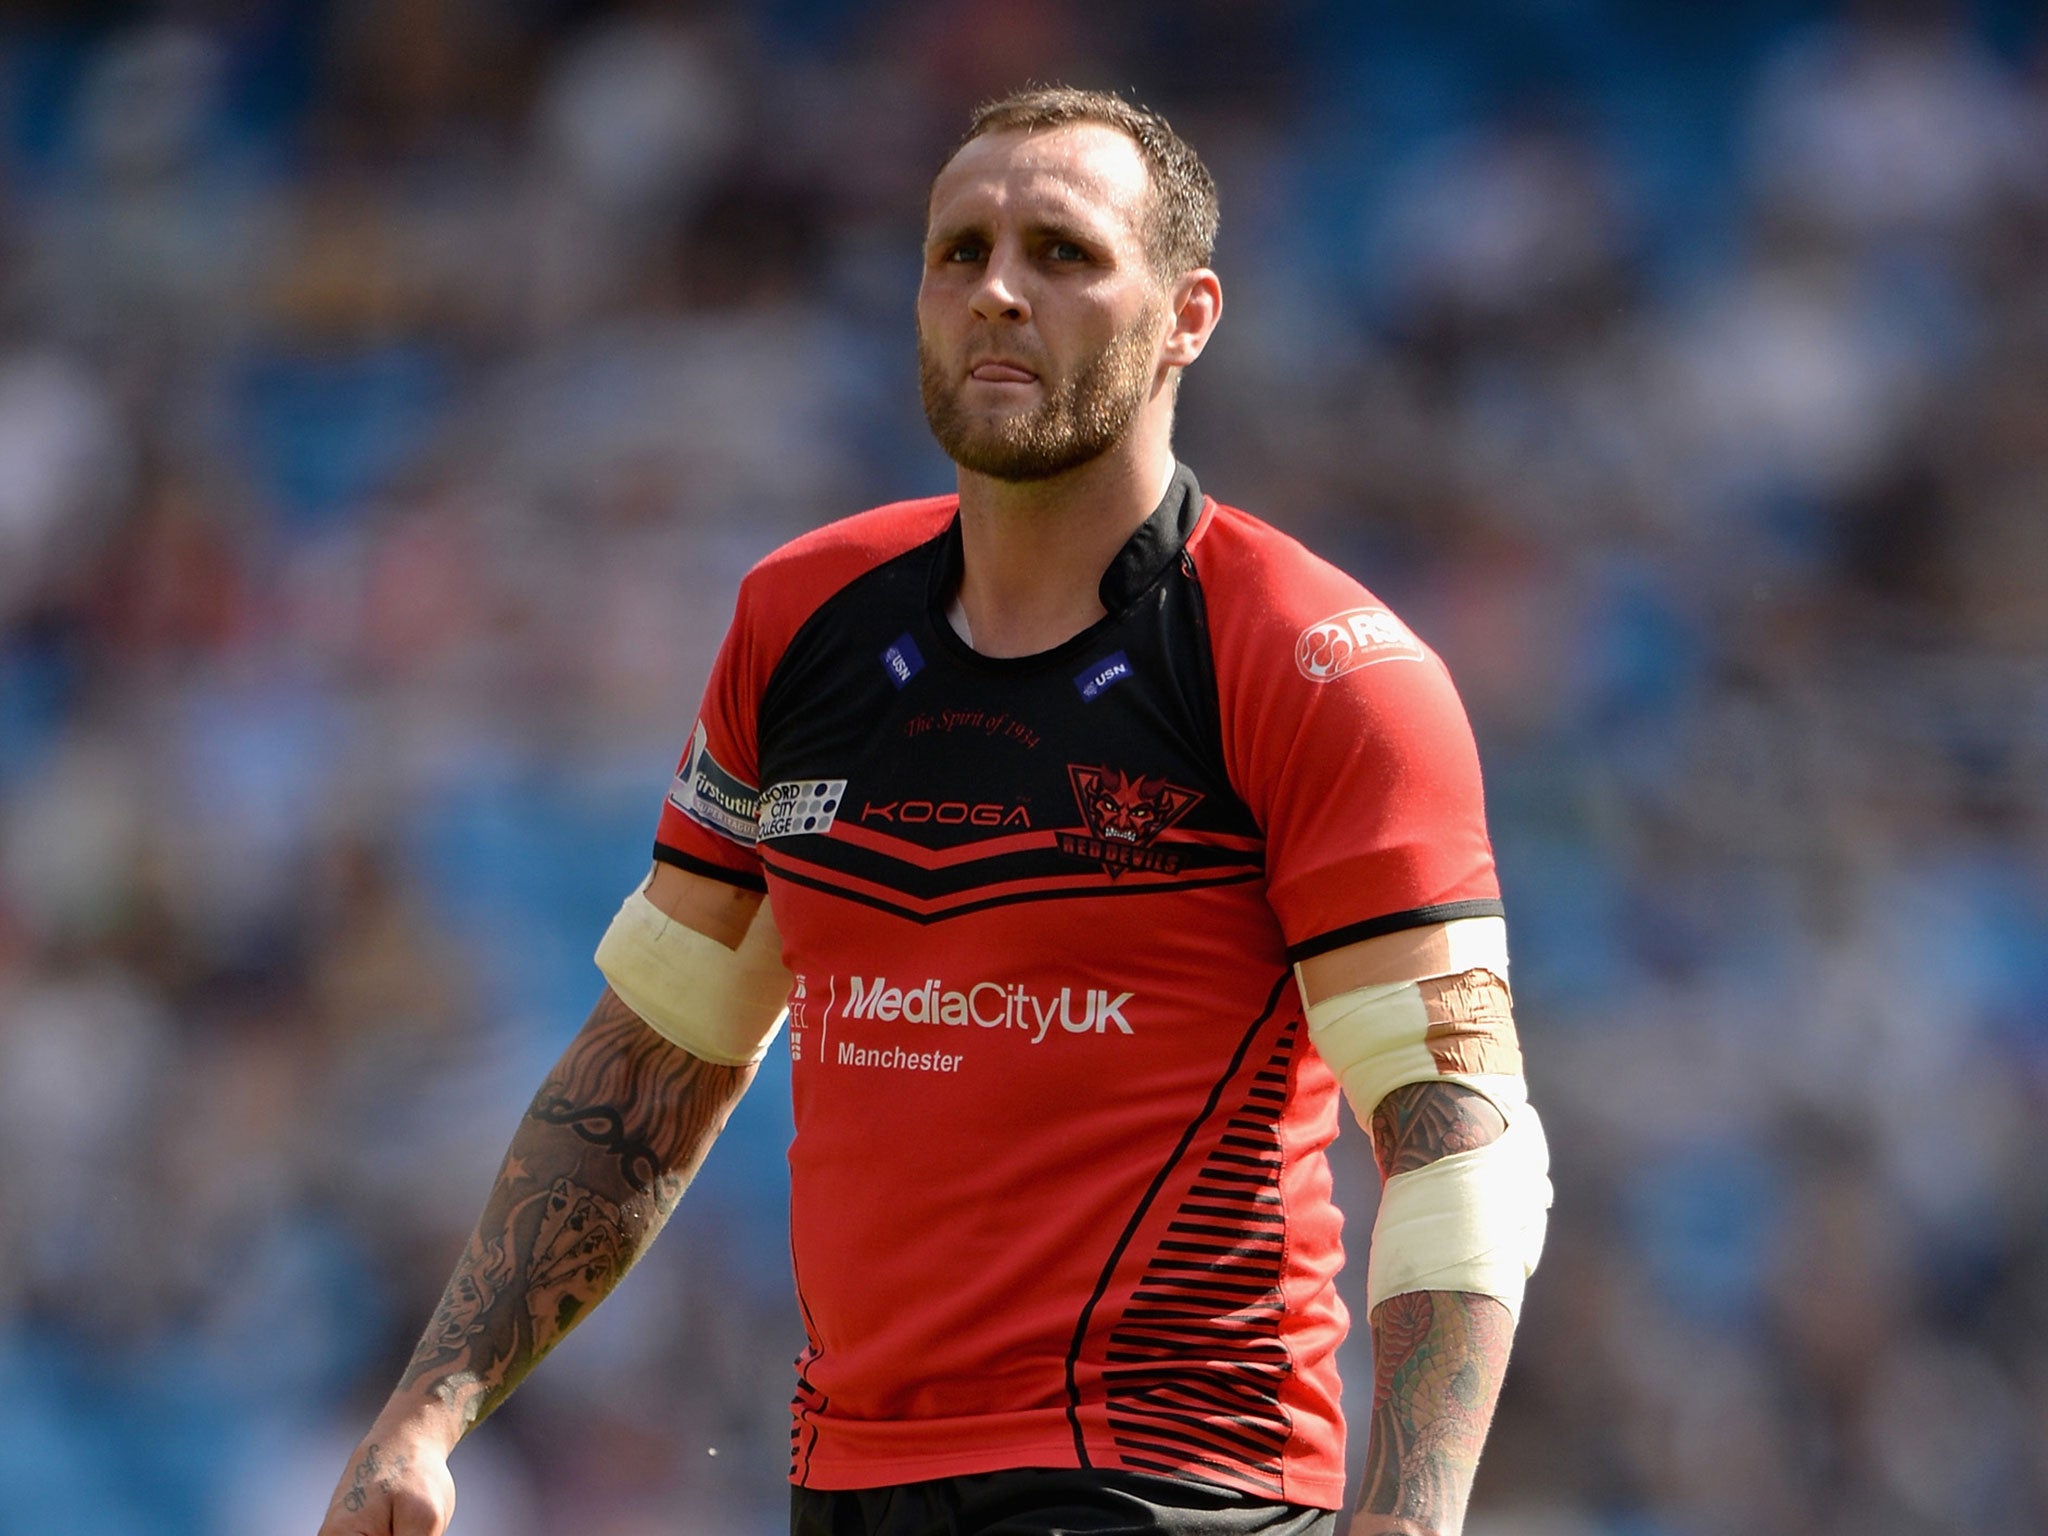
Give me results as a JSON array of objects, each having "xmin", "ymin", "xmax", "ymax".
[{"xmin": 952, "ymin": 444, "xmax": 1177, "ymax": 659}]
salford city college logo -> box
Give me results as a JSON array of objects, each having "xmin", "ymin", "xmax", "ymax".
[
  {"xmin": 1057, "ymin": 765, "xmax": 1202, "ymax": 878},
  {"xmin": 1295, "ymin": 605, "xmax": 1424, "ymax": 682}
]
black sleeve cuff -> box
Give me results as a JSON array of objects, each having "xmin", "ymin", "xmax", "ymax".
[
  {"xmin": 1284, "ymin": 898, "xmax": 1505, "ymax": 964},
  {"xmin": 652, "ymin": 842, "xmax": 768, "ymax": 894}
]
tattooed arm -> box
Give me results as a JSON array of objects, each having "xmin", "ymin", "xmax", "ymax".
[
  {"xmin": 318, "ymin": 869, "xmax": 765, "ymax": 1536},
  {"xmin": 1347, "ymin": 1082, "xmax": 1516, "ymax": 1536},
  {"xmin": 1298, "ymin": 924, "xmax": 1526, "ymax": 1536}
]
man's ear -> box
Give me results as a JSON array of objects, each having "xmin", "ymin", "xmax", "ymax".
[{"xmin": 1160, "ymin": 268, "xmax": 1222, "ymax": 370}]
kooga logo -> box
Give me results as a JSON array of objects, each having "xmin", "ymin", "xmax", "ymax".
[{"xmin": 839, "ymin": 975, "xmax": 1134, "ymax": 1043}]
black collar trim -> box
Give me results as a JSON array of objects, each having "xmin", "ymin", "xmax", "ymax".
[
  {"xmin": 1100, "ymin": 461, "xmax": 1202, "ymax": 611},
  {"xmin": 928, "ymin": 461, "xmax": 1204, "ymax": 622}
]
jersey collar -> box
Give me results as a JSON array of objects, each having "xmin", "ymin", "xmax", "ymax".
[
  {"xmin": 1099, "ymin": 461, "xmax": 1203, "ymax": 612},
  {"xmin": 929, "ymin": 461, "xmax": 1205, "ymax": 624}
]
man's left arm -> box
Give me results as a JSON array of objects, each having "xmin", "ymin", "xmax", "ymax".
[
  {"xmin": 1298, "ymin": 920, "xmax": 1550, "ymax": 1536},
  {"xmin": 1352, "ymin": 1082, "xmax": 1516, "ymax": 1536}
]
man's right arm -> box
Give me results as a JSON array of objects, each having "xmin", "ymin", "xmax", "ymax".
[{"xmin": 317, "ymin": 867, "xmax": 767, "ymax": 1536}]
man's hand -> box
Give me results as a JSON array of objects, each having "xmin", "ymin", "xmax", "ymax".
[{"xmin": 317, "ymin": 1419, "xmax": 457, "ymax": 1536}]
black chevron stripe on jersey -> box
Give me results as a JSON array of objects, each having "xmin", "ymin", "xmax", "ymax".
[
  {"xmin": 1101, "ymin": 1017, "xmax": 1302, "ymax": 1496},
  {"xmin": 759, "ymin": 821, "xmax": 1264, "ymax": 915},
  {"xmin": 764, "ymin": 855, "xmax": 1266, "ymax": 924}
]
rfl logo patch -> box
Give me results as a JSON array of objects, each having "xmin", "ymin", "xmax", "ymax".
[{"xmin": 1294, "ymin": 605, "xmax": 1424, "ymax": 682}]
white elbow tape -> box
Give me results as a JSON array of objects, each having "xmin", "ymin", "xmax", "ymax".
[
  {"xmin": 1301, "ymin": 916, "xmax": 1550, "ymax": 1318},
  {"xmin": 593, "ymin": 887, "xmax": 790, "ymax": 1066},
  {"xmin": 1365, "ymin": 1084, "xmax": 1551, "ymax": 1322}
]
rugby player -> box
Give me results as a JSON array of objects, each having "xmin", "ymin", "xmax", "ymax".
[{"xmin": 319, "ymin": 86, "xmax": 1548, "ymax": 1536}]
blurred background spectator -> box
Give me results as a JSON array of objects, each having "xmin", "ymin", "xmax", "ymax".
[{"xmin": 0, "ymin": 2, "xmax": 2043, "ymax": 1533}]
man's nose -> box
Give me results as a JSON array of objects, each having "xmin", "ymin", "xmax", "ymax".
[{"xmin": 969, "ymin": 252, "xmax": 1030, "ymax": 323}]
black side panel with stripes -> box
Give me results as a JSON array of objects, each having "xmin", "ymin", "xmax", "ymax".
[{"xmin": 1101, "ymin": 1018, "xmax": 1301, "ymax": 1496}]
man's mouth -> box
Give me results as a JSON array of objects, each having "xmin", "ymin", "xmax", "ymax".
[{"xmin": 969, "ymin": 361, "xmax": 1038, "ymax": 384}]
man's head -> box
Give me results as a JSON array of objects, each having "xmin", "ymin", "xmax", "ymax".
[{"xmin": 917, "ymin": 87, "xmax": 1222, "ymax": 483}]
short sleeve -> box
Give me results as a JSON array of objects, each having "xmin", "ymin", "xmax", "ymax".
[
  {"xmin": 652, "ymin": 580, "xmax": 771, "ymax": 893},
  {"xmin": 646, "ymin": 494, "xmax": 960, "ymax": 892},
  {"xmin": 1200, "ymin": 514, "xmax": 1501, "ymax": 963}
]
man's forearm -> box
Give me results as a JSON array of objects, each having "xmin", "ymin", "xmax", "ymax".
[
  {"xmin": 388, "ymin": 989, "xmax": 755, "ymax": 1434},
  {"xmin": 1355, "ymin": 1289, "xmax": 1513, "ymax": 1535},
  {"xmin": 1351, "ymin": 1079, "xmax": 1518, "ymax": 1535}
]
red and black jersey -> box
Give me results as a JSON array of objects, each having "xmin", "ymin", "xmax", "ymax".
[{"xmin": 652, "ymin": 466, "xmax": 1501, "ymax": 1508}]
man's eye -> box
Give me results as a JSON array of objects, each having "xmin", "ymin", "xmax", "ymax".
[
  {"xmin": 1049, "ymin": 241, "xmax": 1087, "ymax": 262},
  {"xmin": 945, "ymin": 244, "xmax": 985, "ymax": 263}
]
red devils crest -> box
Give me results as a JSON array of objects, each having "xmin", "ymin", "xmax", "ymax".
[{"xmin": 1060, "ymin": 765, "xmax": 1202, "ymax": 878}]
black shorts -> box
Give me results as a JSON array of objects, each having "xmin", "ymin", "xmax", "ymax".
[{"xmin": 789, "ymin": 1468, "xmax": 1339, "ymax": 1536}]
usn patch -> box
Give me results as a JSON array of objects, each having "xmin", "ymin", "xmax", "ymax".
[
  {"xmin": 1073, "ymin": 650, "xmax": 1131, "ymax": 701},
  {"xmin": 880, "ymin": 633, "xmax": 925, "ymax": 689}
]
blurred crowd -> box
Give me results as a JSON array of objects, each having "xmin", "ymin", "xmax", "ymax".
[{"xmin": 0, "ymin": 2, "xmax": 2044, "ymax": 1533}]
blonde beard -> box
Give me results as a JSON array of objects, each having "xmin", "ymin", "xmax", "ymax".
[{"xmin": 919, "ymin": 305, "xmax": 1163, "ymax": 482}]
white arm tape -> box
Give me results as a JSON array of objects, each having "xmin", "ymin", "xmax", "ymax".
[
  {"xmin": 1300, "ymin": 916, "xmax": 1550, "ymax": 1318},
  {"xmin": 593, "ymin": 887, "xmax": 790, "ymax": 1066},
  {"xmin": 1300, "ymin": 916, "xmax": 1515, "ymax": 1122},
  {"xmin": 1365, "ymin": 1081, "xmax": 1551, "ymax": 1322}
]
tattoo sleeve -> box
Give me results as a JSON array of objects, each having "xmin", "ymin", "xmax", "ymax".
[
  {"xmin": 1356, "ymin": 1080, "xmax": 1516, "ymax": 1535},
  {"xmin": 393, "ymin": 988, "xmax": 757, "ymax": 1431}
]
